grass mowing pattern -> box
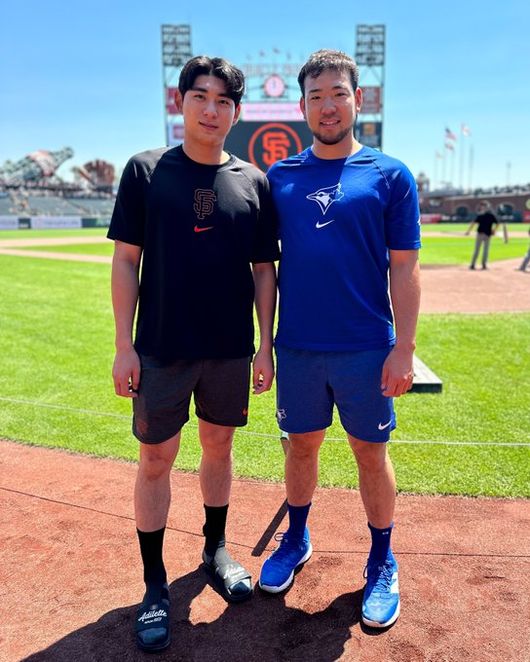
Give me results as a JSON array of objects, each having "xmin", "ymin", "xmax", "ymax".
[
  {"xmin": 0, "ymin": 228, "xmax": 108, "ymax": 240},
  {"xmin": 14, "ymin": 243, "xmax": 114, "ymax": 257},
  {"xmin": 4, "ymin": 227, "xmax": 527, "ymax": 265},
  {"xmin": 420, "ymin": 235, "xmax": 526, "ymax": 264},
  {"xmin": 420, "ymin": 223, "xmax": 526, "ymax": 234},
  {"xmin": 11, "ymin": 237, "xmax": 527, "ymax": 264},
  {"xmin": 0, "ymin": 254, "xmax": 529, "ymax": 497}
]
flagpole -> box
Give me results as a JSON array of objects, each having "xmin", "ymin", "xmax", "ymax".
[
  {"xmin": 443, "ymin": 128, "xmax": 458, "ymax": 189},
  {"xmin": 468, "ymin": 144, "xmax": 474, "ymax": 192},
  {"xmin": 459, "ymin": 134, "xmax": 464, "ymax": 190}
]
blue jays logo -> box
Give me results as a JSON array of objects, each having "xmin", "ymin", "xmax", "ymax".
[{"xmin": 306, "ymin": 183, "xmax": 344, "ymax": 215}]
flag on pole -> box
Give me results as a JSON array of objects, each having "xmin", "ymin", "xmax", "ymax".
[
  {"xmin": 445, "ymin": 127, "xmax": 457, "ymax": 141},
  {"xmin": 445, "ymin": 141, "xmax": 454, "ymax": 151},
  {"xmin": 461, "ymin": 123, "xmax": 471, "ymax": 137}
]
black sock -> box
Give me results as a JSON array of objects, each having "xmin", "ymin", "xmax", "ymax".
[
  {"xmin": 203, "ymin": 504, "xmax": 228, "ymax": 556},
  {"xmin": 137, "ymin": 527, "xmax": 167, "ymax": 603}
]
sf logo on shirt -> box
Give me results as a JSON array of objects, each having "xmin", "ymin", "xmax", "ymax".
[{"xmin": 194, "ymin": 188, "xmax": 216, "ymax": 232}]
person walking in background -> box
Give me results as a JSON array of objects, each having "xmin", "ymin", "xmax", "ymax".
[
  {"xmin": 108, "ymin": 55, "xmax": 279, "ymax": 653},
  {"xmin": 466, "ymin": 201, "xmax": 498, "ymax": 270},
  {"xmin": 518, "ymin": 227, "xmax": 530, "ymax": 272},
  {"xmin": 258, "ymin": 49, "xmax": 421, "ymax": 630}
]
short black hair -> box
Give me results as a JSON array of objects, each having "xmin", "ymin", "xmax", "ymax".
[
  {"xmin": 298, "ymin": 49, "xmax": 359, "ymax": 96},
  {"xmin": 178, "ymin": 55, "xmax": 245, "ymax": 105}
]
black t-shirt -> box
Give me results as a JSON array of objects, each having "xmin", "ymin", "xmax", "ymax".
[
  {"xmin": 108, "ymin": 146, "xmax": 280, "ymax": 362},
  {"xmin": 476, "ymin": 211, "xmax": 497, "ymax": 236}
]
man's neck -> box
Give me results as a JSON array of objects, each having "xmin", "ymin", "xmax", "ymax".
[
  {"xmin": 182, "ymin": 140, "xmax": 230, "ymax": 165},
  {"xmin": 311, "ymin": 136, "xmax": 363, "ymax": 160}
]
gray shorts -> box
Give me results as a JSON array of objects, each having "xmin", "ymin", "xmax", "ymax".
[{"xmin": 132, "ymin": 355, "xmax": 251, "ymax": 444}]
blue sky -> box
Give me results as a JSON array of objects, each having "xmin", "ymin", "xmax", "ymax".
[{"xmin": 1, "ymin": 0, "xmax": 529, "ymax": 189}]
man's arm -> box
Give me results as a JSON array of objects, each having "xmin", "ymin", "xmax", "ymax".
[
  {"xmin": 251, "ymin": 261, "xmax": 277, "ymax": 394},
  {"xmin": 493, "ymin": 214, "xmax": 500, "ymax": 235},
  {"xmin": 465, "ymin": 219, "xmax": 476, "ymax": 235},
  {"xmin": 111, "ymin": 240, "xmax": 142, "ymax": 398},
  {"xmin": 381, "ymin": 249, "xmax": 421, "ymax": 397}
]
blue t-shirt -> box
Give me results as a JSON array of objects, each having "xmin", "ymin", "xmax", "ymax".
[{"xmin": 268, "ymin": 146, "xmax": 421, "ymax": 351}]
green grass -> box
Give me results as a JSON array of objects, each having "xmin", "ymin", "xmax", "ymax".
[
  {"xmin": 1, "ymin": 224, "xmax": 527, "ymax": 239},
  {"xmin": 3, "ymin": 226, "xmax": 529, "ymax": 266},
  {"xmin": 420, "ymin": 235, "xmax": 526, "ymax": 264},
  {"xmin": 420, "ymin": 222, "xmax": 528, "ymax": 234},
  {"xmin": 0, "ymin": 228, "xmax": 108, "ymax": 240},
  {"xmin": 12, "ymin": 237, "xmax": 528, "ymax": 265},
  {"xmin": 14, "ymin": 235, "xmax": 529, "ymax": 265},
  {"xmin": 15, "ymin": 242, "xmax": 113, "ymax": 256},
  {"xmin": 0, "ymin": 253, "xmax": 529, "ymax": 497}
]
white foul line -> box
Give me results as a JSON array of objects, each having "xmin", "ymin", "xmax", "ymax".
[{"xmin": 0, "ymin": 396, "xmax": 528, "ymax": 448}]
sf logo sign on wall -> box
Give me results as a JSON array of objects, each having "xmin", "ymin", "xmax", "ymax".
[{"xmin": 248, "ymin": 123, "xmax": 303, "ymax": 171}]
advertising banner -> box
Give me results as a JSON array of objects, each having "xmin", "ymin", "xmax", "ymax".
[
  {"xmin": 167, "ymin": 122, "xmax": 185, "ymax": 147},
  {"xmin": 241, "ymin": 103, "xmax": 304, "ymax": 122},
  {"xmin": 420, "ymin": 214, "xmax": 442, "ymax": 224},
  {"xmin": 31, "ymin": 216, "xmax": 82, "ymax": 229},
  {"xmin": 356, "ymin": 121, "xmax": 382, "ymax": 149},
  {"xmin": 0, "ymin": 216, "xmax": 19, "ymax": 230},
  {"xmin": 82, "ymin": 218, "xmax": 111, "ymax": 228},
  {"xmin": 165, "ymin": 87, "xmax": 179, "ymax": 115},
  {"xmin": 359, "ymin": 86, "xmax": 381, "ymax": 114}
]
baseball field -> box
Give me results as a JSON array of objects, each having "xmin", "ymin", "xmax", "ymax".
[
  {"xmin": 1, "ymin": 225, "xmax": 529, "ymax": 496},
  {"xmin": 1, "ymin": 225, "xmax": 529, "ymax": 661}
]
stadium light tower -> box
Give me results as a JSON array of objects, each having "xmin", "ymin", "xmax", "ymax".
[
  {"xmin": 161, "ymin": 24, "xmax": 192, "ymax": 146},
  {"xmin": 355, "ymin": 24, "xmax": 385, "ymax": 150}
]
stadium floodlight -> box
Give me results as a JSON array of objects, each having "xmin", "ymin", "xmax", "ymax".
[
  {"xmin": 355, "ymin": 24, "xmax": 385, "ymax": 150},
  {"xmin": 355, "ymin": 25, "xmax": 385, "ymax": 66},
  {"xmin": 161, "ymin": 24, "xmax": 192, "ymax": 67},
  {"xmin": 161, "ymin": 24, "xmax": 193, "ymax": 146}
]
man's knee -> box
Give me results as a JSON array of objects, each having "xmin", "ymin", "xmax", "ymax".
[
  {"xmin": 200, "ymin": 423, "xmax": 234, "ymax": 460},
  {"xmin": 287, "ymin": 432, "xmax": 324, "ymax": 461},
  {"xmin": 349, "ymin": 437, "xmax": 388, "ymax": 471},
  {"xmin": 139, "ymin": 437, "xmax": 180, "ymax": 479}
]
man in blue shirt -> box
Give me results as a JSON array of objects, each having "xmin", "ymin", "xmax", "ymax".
[{"xmin": 259, "ymin": 50, "xmax": 421, "ymax": 629}]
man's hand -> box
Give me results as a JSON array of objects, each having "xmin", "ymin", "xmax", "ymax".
[
  {"xmin": 112, "ymin": 347, "xmax": 141, "ymax": 398},
  {"xmin": 380, "ymin": 346, "xmax": 414, "ymax": 398},
  {"xmin": 252, "ymin": 348, "xmax": 274, "ymax": 394}
]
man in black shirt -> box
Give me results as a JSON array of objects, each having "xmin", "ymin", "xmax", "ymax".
[
  {"xmin": 108, "ymin": 55, "xmax": 279, "ymax": 652},
  {"xmin": 466, "ymin": 201, "xmax": 498, "ymax": 269}
]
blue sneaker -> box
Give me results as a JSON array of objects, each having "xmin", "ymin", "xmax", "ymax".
[
  {"xmin": 259, "ymin": 528, "xmax": 312, "ymax": 593},
  {"xmin": 362, "ymin": 551, "xmax": 400, "ymax": 628}
]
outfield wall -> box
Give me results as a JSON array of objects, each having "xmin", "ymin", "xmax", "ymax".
[{"xmin": 0, "ymin": 216, "xmax": 111, "ymax": 230}]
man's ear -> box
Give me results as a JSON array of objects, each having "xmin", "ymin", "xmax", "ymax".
[
  {"xmin": 355, "ymin": 87, "xmax": 363, "ymax": 113},
  {"xmin": 174, "ymin": 89, "xmax": 183, "ymax": 114},
  {"xmin": 300, "ymin": 96, "xmax": 306, "ymax": 119},
  {"xmin": 232, "ymin": 103, "xmax": 241, "ymax": 125}
]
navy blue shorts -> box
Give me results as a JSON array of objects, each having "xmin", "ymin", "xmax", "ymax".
[{"xmin": 275, "ymin": 346, "xmax": 395, "ymax": 442}]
